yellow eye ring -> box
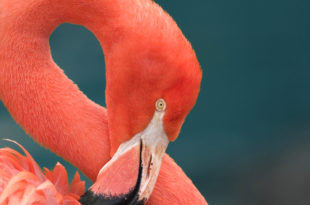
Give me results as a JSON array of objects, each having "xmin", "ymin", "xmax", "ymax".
[{"xmin": 155, "ymin": 98, "xmax": 166, "ymax": 112}]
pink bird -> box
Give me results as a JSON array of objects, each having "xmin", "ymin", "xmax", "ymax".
[{"xmin": 0, "ymin": 0, "xmax": 207, "ymax": 204}]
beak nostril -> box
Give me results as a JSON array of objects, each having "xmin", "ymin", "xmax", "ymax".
[{"xmin": 147, "ymin": 155, "xmax": 152, "ymax": 178}]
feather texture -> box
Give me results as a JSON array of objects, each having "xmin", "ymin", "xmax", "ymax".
[{"xmin": 0, "ymin": 140, "xmax": 84, "ymax": 205}]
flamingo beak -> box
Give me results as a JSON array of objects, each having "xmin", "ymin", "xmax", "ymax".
[
  {"xmin": 135, "ymin": 110, "xmax": 169, "ymax": 202},
  {"xmin": 80, "ymin": 110, "xmax": 169, "ymax": 204}
]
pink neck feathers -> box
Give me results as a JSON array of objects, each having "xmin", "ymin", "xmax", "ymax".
[{"xmin": 0, "ymin": 0, "xmax": 117, "ymax": 181}]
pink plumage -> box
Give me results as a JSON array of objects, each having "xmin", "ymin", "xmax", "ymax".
[
  {"xmin": 0, "ymin": 0, "xmax": 208, "ymax": 204},
  {"xmin": 0, "ymin": 140, "xmax": 84, "ymax": 205}
]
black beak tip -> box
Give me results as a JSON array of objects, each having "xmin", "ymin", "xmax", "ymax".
[
  {"xmin": 79, "ymin": 190, "xmax": 146, "ymax": 205},
  {"xmin": 79, "ymin": 142, "xmax": 147, "ymax": 205}
]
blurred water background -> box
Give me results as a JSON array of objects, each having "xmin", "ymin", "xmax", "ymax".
[{"xmin": 1, "ymin": 0, "xmax": 310, "ymax": 204}]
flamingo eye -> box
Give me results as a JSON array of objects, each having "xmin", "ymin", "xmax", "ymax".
[{"xmin": 155, "ymin": 98, "xmax": 166, "ymax": 112}]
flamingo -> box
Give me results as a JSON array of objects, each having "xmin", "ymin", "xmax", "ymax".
[{"xmin": 0, "ymin": 0, "xmax": 207, "ymax": 204}]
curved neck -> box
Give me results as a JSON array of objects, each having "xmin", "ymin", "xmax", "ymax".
[
  {"xmin": 0, "ymin": 0, "xmax": 184, "ymax": 180},
  {"xmin": 0, "ymin": 1, "xmax": 208, "ymax": 204},
  {"xmin": 0, "ymin": 0, "xmax": 123, "ymax": 180}
]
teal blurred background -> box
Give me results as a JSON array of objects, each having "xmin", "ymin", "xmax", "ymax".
[{"xmin": 1, "ymin": 0, "xmax": 310, "ymax": 204}]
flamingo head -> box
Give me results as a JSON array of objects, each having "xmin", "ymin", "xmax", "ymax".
[
  {"xmin": 106, "ymin": 34, "xmax": 202, "ymax": 155},
  {"xmin": 83, "ymin": 38, "xmax": 202, "ymax": 204},
  {"xmin": 82, "ymin": 5, "xmax": 202, "ymax": 204}
]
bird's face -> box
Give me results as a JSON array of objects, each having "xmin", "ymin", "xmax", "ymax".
[
  {"xmin": 106, "ymin": 37, "xmax": 202, "ymax": 154},
  {"xmin": 89, "ymin": 35, "xmax": 201, "ymax": 203}
]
